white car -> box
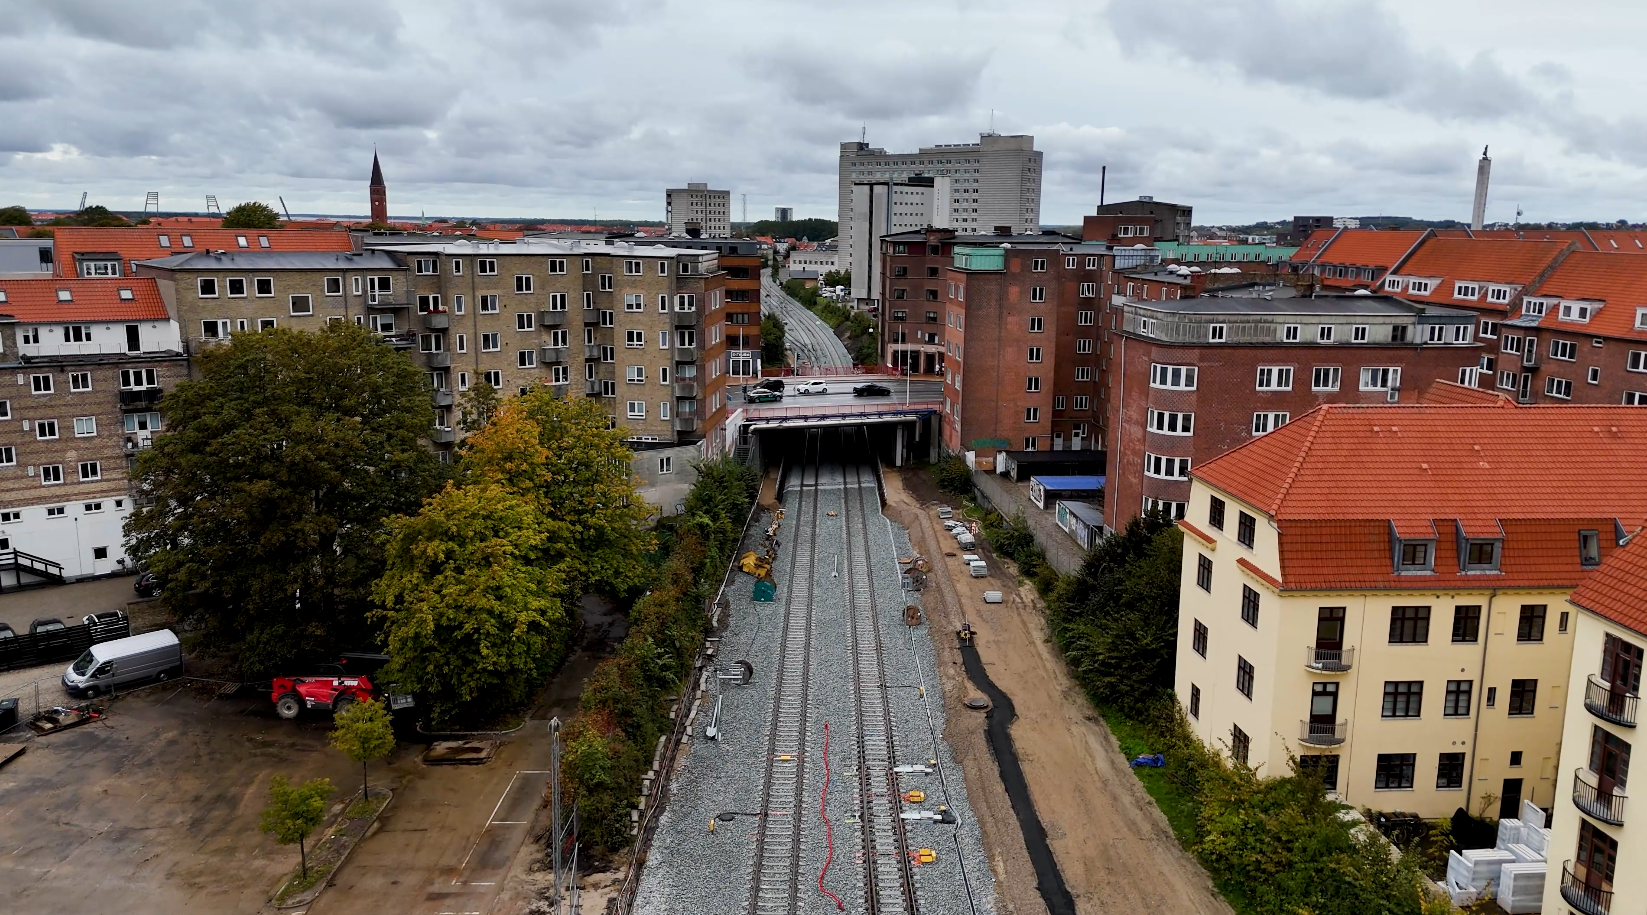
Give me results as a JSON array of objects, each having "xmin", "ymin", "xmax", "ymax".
[{"xmin": 796, "ymin": 380, "xmax": 830, "ymax": 395}]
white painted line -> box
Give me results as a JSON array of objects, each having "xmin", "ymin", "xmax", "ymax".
[
  {"xmin": 489, "ymin": 821, "xmax": 528, "ymax": 825},
  {"xmin": 483, "ymin": 771, "xmax": 523, "ymax": 828}
]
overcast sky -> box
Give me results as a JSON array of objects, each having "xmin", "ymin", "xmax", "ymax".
[{"xmin": 3, "ymin": 0, "xmax": 1644, "ymax": 225}]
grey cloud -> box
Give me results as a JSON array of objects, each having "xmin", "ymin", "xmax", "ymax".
[{"xmin": 749, "ymin": 45, "xmax": 988, "ymax": 120}]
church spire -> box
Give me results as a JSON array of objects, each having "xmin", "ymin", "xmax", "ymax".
[{"xmin": 368, "ymin": 151, "xmax": 388, "ymax": 224}]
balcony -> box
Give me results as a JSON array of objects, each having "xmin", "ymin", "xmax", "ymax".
[
  {"xmin": 366, "ymin": 294, "xmax": 410, "ymax": 309},
  {"xmin": 1561, "ymin": 862, "xmax": 1613, "ymax": 915},
  {"xmin": 1299, "ymin": 719, "xmax": 1347, "ymax": 747},
  {"xmin": 1584, "ymin": 674, "xmax": 1638, "ymax": 728},
  {"xmin": 584, "ymin": 380, "xmax": 600, "ymax": 396},
  {"xmin": 428, "ymin": 427, "xmax": 456, "ymax": 444},
  {"xmin": 423, "ymin": 351, "xmax": 451, "ymax": 368},
  {"xmin": 672, "ymin": 310, "xmax": 698, "ymax": 326},
  {"xmin": 539, "ymin": 309, "xmax": 568, "ymax": 326},
  {"xmin": 421, "ymin": 311, "xmax": 449, "ymax": 329},
  {"xmin": 431, "ymin": 389, "xmax": 454, "ymax": 408},
  {"xmin": 672, "ymin": 382, "xmax": 699, "ymax": 398},
  {"xmin": 540, "ymin": 346, "xmax": 567, "ymax": 363},
  {"xmin": 119, "ymin": 387, "xmax": 164, "ymax": 410},
  {"xmin": 379, "ymin": 331, "xmax": 416, "ymax": 349},
  {"xmin": 1305, "ymin": 646, "xmax": 1354, "ymax": 673},
  {"xmin": 673, "ymin": 417, "xmax": 700, "ymax": 433},
  {"xmin": 123, "ymin": 434, "xmax": 154, "ymax": 453},
  {"xmin": 674, "ymin": 346, "xmax": 697, "ymax": 362},
  {"xmin": 1572, "ymin": 768, "xmax": 1627, "ymax": 826}
]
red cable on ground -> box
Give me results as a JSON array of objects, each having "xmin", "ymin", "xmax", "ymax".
[{"xmin": 818, "ymin": 722, "xmax": 844, "ymax": 911}]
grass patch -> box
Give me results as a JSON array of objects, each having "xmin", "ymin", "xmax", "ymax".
[
  {"xmin": 272, "ymin": 862, "xmax": 335, "ymax": 905},
  {"xmin": 344, "ymin": 794, "xmax": 388, "ymax": 820},
  {"xmin": 1097, "ymin": 706, "xmax": 1200, "ymax": 846}
]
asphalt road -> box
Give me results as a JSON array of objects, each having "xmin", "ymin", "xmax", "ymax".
[
  {"xmin": 726, "ymin": 376, "xmax": 943, "ymax": 407},
  {"xmin": 761, "ymin": 276, "xmax": 854, "ymax": 368}
]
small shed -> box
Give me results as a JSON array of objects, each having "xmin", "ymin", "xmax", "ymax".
[
  {"xmin": 1055, "ymin": 500, "xmax": 1105, "ymax": 550},
  {"xmin": 1029, "ymin": 475, "xmax": 1104, "ymax": 510},
  {"xmin": 1000, "ymin": 450, "xmax": 1107, "ymax": 483}
]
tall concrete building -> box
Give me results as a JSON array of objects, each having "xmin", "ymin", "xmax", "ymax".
[
  {"xmin": 773, "ymin": 207, "xmax": 793, "ymax": 222},
  {"xmin": 838, "ymin": 133, "xmax": 1042, "ymax": 302},
  {"xmin": 847, "ymin": 177, "xmax": 951, "ymax": 308},
  {"xmin": 1471, "ymin": 146, "xmax": 1492, "ymax": 230},
  {"xmin": 666, "ymin": 183, "xmax": 731, "ymax": 238}
]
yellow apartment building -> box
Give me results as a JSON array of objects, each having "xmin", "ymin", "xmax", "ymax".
[{"xmin": 1175, "ymin": 402, "xmax": 1647, "ymax": 819}]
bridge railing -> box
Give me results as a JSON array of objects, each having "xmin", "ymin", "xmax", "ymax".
[{"xmin": 740, "ymin": 400, "xmax": 943, "ymax": 422}]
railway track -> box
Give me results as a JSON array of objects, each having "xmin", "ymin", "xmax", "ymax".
[{"xmin": 747, "ymin": 431, "xmax": 822, "ymax": 915}]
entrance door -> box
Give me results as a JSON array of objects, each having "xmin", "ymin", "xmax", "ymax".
[
  {"xmin": 1518, "ymin": 372, "xmax": 1532, "ymax": 402},
  {"xmin": 1576, "ymin": 820, "xmax": 1618, "ymax": 900},
  {"xmin": 1499, "ymin": 778, "xmax": 1523, "ymax": 820},
  {"xmin": 1314, "ymin": 607, "xmax": 1346, "ymax": 669},
  {"xmin": 1590, "ymin": 726, "xmax": 1631, "ymax": 798},
  {"xmin": 125, "ymin": 324, "xmax": 141, "ymax": 353},
  {"xmin": 1309, "ymin": 682, "xmax": 1339, "ymax": 741}
]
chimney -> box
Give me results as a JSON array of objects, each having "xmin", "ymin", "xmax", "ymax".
[{"xmin": 1471, "ymin": 146, "xmax": 1491, "ymax": 230}]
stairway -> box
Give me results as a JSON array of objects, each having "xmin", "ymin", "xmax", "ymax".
[{"xmin": 0, "ymin": 549, "xmax": 66, "ymax": 591}]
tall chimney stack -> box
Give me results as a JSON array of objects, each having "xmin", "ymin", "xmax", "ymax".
[{"xmin": 1470, "ymin": 146, "xmax": 1491, "ymax": 230}]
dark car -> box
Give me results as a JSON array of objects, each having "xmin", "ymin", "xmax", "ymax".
[
  {"xmin": 853, "ymin": 383, "xmax": 892, "ymax": 397},
  {"xmin": 746, "ymin": 388, "xmax": 784, "ymax": 404},
  {"xmin": 134, "ymin": 571, "xmax": 162, "ymax": 598},
  {"xmin": 30, "ymin": 618, "xmax": 65, "ymax": 634},
  {"xmin": 752, "ymin": 378, "xmax": 784, "ymax": 393},
  {"xmin": 0, "ymin": 623, "xmax": 13, "ymax": 639}
]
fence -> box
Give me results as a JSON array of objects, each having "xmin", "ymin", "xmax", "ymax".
[{"xmin": 0, "ymin": 615, "xmax": 131, "ymax": 673}]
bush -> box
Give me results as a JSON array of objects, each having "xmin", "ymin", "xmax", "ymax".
[{"xmin": 931, "ymin": 454, "xmax": 972, "ymax": 496}]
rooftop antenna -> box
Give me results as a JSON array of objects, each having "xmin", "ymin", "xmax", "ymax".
[
  {"xmin": 78, "ymin": 192, "xmax": 87, "ymax": 211},
  {"xmin": 860, "ymin": 124, "xmax": 866, "ymax": 144},
  {"xmin": 1100, "ymin": 166, "xmax": 1107, "ymax": 206},
  {"xmin": 143, "ymin": 192, "xmax": 160, "ymax": 215},
  {"xmin": 205, "ymin": 195, "xmax": 221, "ymax": 214},
  {"xmin": 279, "ymin": 196, "xmax": 292, "ymax": 220},
  {"xmin": 742, "ymin": 193, "xmax": 747, "ymax": 227}
]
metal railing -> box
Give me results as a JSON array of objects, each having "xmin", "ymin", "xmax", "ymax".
[
  {"xmin": 1305, "ymin": 646, "xmax": 1354, "ymax": 672},
  {"xmin": 1561, "ymin": 861, "xmax": 1613, "ymax": 915},
  {"xmin": 1585, "ymin": 674, "xmax": 1639, "ymax": 728},
  {"xmin": 1299, "ymin": 719, "xmax": 1348, "ymax": 746},
  {"xmin": 118, "ymin": 387, "xmax": 164, "ymax": 409},
  {"xmin": 1572, "ymin": 768, "xmax": 1627, "ymax": 826}
]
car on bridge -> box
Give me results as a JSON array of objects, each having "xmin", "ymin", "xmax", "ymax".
[
  {"xmin": 752, "ymin": 378, "xmax": 784, "ymax": 392},
  {"xmin": 746, "ymin": 388, "xmax": 784, "ymax": 404},
  {"xmin": 796, "ymin": 380, "xmax": 829, "ymax": 396},
  {"xmin": 853, "ymin": 382, "xmax": 892, "ymax": 397}
]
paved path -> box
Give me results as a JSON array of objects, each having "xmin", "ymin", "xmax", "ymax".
[{"xmin": 761, "ymin": 276, "xmax": 853, "ymax": 368}]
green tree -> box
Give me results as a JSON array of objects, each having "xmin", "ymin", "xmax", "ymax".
[
  {"xmin": 260, "ymin": 776, "xmax": 334, "ymax": 880},
  {"xmin": 931, "ymin": 454, "xmax": 972, "ymax": 496},
  {"xmin": 760, "ymin": 312, "xmax": 787, "ymax": 368},
  {"xmin": 374, "ymin": 480, "xmax": 574, "ymax": 724},
  {"xmin": 457, "ymin": 379, "xmax": 501, "ymax": 433},
  {"xmin": 329, "ymin": 698, "xmax": 396, "ymax": 800},
  {"xmin": 1049, "ymin": 513, "xmax": 1182, "ymax": 713},
  {"xmin": 821, "ymin": 269, "xmax": 850, "ymax": 288},
  {"xmin": 745, "ymin": 217, "xmax": 837, "ymax": 241},
  {"xmin": 0, "ymin": 206, "xmax": 31, "ymax": 226},
  {"xmin": 50, "ymin": 204, "xmax": 128, "ymax": 227},
  {"xmin": 221, "ymin": 201, "xmax": 283, "ymax": 229},
  {"xmin": 124, "ymin": 324, "xmax": 442, "ymax": 674}
]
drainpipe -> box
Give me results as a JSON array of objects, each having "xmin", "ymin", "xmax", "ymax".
[
  {"xmin": 1340, "ymin": 593, "xmax": 1370, "ymax": 800},
  {"xmin": 1465, "ymin": 588, "xmax": 1499, "ymax": 816}
]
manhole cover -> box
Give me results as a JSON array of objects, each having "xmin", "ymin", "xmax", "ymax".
[{"xmin": 964, "ymin": 697, "xmax": 990, "ymax": 710}]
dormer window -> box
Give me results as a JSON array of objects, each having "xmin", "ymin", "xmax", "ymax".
[
  {"xmin": 1408, "ymin": 279, "xmax": 1433, "ymax": 295},
  {"xmin": 1580, "ymin": 530, "xmax": 1601, "ymax": 567},
  {"xmin": 1463, "ymin": 540, "xmax": 1501, "ymax": 572},
  {"xmin": 1454, "ymin": 282, "xmax": 1479, "ymax": 300},
  {"xmin": 1522, "ymin": 299, "xmax": 1548, "ymax": 317},
  {"xmin": 1487, "ymin": 286, "xmax": 1512, "ymax": 304},
  {"xmin": 1383, "ymin": 276, "xmax": 1405, "ymax": 292},
  {"xmin": 1398, "ymin": 540, "xmax": 1433, "ymax": 571},
  {"xmin": 1560, "ymin": 300, "xmax": 1599, "ymax": 323}
]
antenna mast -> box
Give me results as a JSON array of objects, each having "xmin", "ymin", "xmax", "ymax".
[{"xmin": 279, "ymin": 196, "xmax": 292, "ymax": 220}]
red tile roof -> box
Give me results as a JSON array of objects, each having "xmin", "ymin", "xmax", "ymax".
[
  {"xmin": 1569, "ymin": 526, "xmax": 1647, "ymax": 637},
  {"xmin": 1587, "ymin": 230, "xmax": 1647, "ymax": 253},
  {"xmin": 1525, "ymin": 250, "xmax": 1647, "ymax": 342},
  {"xmin": 1315, "ymin": 229, "xmax": 1429, "ymax": 268},
  {"xmin": 145, "ymin": 215, "xmax": 225, "ymax": 229},
  {"xmin": 1290, "ymin": 228, "xmax": 1338, "ymax": 263},
  {"xmin": 1388, "ymin": 237, "xmax": 1573, "ymax": 314},
  {"xmin": 1193, "ymin": 403, "xmax": 1647, "ymax": 590},
  {"xmin": 1418, "ymin": 380, "xmax": 1515, "ymax": 406},
  {"xmin": 53, "ymin": 227, "xmax": 354, "ymax": 277},
  {"xmin": 0, "ymin": 277, "xmax": 170, "ymax": 322}
]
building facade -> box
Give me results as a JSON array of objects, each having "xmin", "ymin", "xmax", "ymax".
[
  {"xmin": 773, "ymin": 207, "xmax": 793, "ymax": 222},
  {"xmin": 1091, "ymin": 196, "xmax": 1194, "ymax": 245},
  {"xmin": 0, "ymin": 278, "xmax": 186, "ymax": 579},
  {"xmin": 1177, "ymin": 403, "xmax": 1647, "ymax": 820},
  {"xmin": 838, "ymin": 133, "xmax": 1042, "ymax": 296},
  {"xmin": 848, "ymin": 178, "xmax": 952, "ymax": 308},
  {"xmin": 1105, "ymin": 291, "xmax": 1482, "ymax": 524},
  {"xmin": 665, "ymin": 183, "xmax": 731, "ymax": 238}
]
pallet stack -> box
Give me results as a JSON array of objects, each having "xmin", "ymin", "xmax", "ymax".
[{"xmin": 1444, "ymin": 801, "xmax": 1550, "ymax": 912}]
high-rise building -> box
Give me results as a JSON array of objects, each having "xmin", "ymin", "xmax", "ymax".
[
  {"xmin": 773, "ymin": 207, "xmax": 793, "ymax": 222},
  {"xmin": 369, "ymin": 152, "xmax": 388, "ymax": 225},
  {"xmin": 847, "ymin": 177, "xmax": 951, "ymax": 307},
  {"xmin": 838, "ymin": 133, "xmax": 1042, "ymax": 301},
  {"xmin": 665, "ymin": 183, "xmax": 731, "ymax": 238},
  {"xmin": 1472, "ymin": 146, "xmax": 1492, "ymax": 231}
]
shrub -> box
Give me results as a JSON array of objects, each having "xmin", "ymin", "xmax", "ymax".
[{"xmin": 930, "ymin": 454, "xmax": 973, "ymax": 496}]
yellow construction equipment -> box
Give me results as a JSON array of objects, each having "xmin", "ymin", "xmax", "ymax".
[{"xmin": 739, "ymin": 550, "xmax": 773, "ymax": 578}]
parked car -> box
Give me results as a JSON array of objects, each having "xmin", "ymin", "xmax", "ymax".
[
  {"xmin": 752, "ymin": 378, "xmax": 785, "ymax": 392},
  {"xmin": 84, "ymin": 610, "xmax": 127, "ymax": 628},
  {"xmin": 30, "ymin": 618, "xmax": 65, "ymax": 634},
  {"xmin": 134, "ymin": 571, "xmax": 162, "ymax": 598},
  {"xmin": 0, "ymin": 623, "xmax": 13, "ymax": 639},
  {"xmin": 796, "ymin": 380, "xmax": 830, "ymax": 396},
  {"xmin": 853, "ymin": 383, "xmax": 892, "ymax": 397},
  {"xmin": 62, "ymin": 629, "xmax": 182, "ymax": 699},
  {"xmin": 746, "ymin": 388, "xmax": 784, "ymax": 404}
]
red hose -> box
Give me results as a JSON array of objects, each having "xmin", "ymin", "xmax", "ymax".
[{"xmin": 818, "ymin": 722, "xmax": 844, "ymax": 910}]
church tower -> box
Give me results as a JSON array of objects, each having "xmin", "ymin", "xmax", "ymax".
[{"xmin": 369, "ymin": 152, "xmax": 388, "ymax": 224}]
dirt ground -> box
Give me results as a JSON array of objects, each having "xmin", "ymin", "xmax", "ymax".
[{"xmin": 883, "ymin": 470, "xmax": 1232, "ymax": 915}]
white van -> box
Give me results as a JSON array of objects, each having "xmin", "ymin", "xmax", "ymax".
[{"xmin": 63, "ymin": 629, "xmax": 182, "ymax": 699}]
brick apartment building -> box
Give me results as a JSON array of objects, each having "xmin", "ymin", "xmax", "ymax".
[
  {"xmin": 0, "ymin": 278, "xmax": 186, "ymax": 579},
  {"xmin": 1105, "ymin": 289, "xmax": 1480, "ymax": 523},
  {"xmin": 1491, "ymin": 250, "xmax": 1647, "ymax": 406}
]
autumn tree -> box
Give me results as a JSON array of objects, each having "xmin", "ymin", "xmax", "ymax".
[
  {"xmin": 221, "ymin": 201, "xmax": 282, "ymax": 229},
  {"xmin": 330, "ymin": 698, "xmax": 396, "ymax": 800},
  {"xmin": 125, "ymin": 324, "xmax": 443, "ymax": 674},
  {"xmin": 260, "ymin": 776, "xmax": 334, "ymax": 880},
  {"xmin": 457, "ymin": 378, "xmax": 501, "ymax": 433}
]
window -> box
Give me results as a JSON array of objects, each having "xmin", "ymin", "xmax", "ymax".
[
  {"xmin": 1408, "ymin": 279, "xmax": 1433, "ymax": 295},
  {"xmin": 1374, "ymin": 754, "xmax": 1416, "ymax": 789},
  {"xmin": 551, "ymin": 365, "xmax": 569, "ymax": 384},
  {"xmin": 1146, "ymin": 409, "xmax": 1193, "ymax": 435},
  {"xmin": 1210, "ymin": 323, "xmax": 1227, "ymax": 342},
  {"xmin": 1299, "ymin": 754, "xmax": 1340, "ymax": 790},
  {"xmin": 1251, "ymin": 412, "xmax": 1289, "ymax": 435},
  {"xmin": 1311, "ymin": 366, "xmax": 1341, "ymax": 391},
  {"xmin": 415, "ymin": 258, "xmax": 437, "ymax": 275},
  {"xmin": 626, "ymin": 365, "xmax": 646, "ymax": 384},
  {"xmin": 1144, "ymin": 453, "xmax": 1190, "ymax": 480},
  {"xmin": 1452, "ymin": 605, "xmax": 1481, "ymax": 643},
  {"xmin": 514, "ymin": 275, "xmax": 533, "ymax": 294},
  {"xmin": 1209, "ymin": 497, "xmax": 1225, "ymax": 530},
  {"xmin": 1237, "ymin": 512, "xmax": 1256, "ymax": 548},
  {"xmin": 581, "ymin": 258, "xmax": 593, "ymax": 274},
  {"xmin": 78, "ymin": 461, "xmax": 100, "ymax": 481},
  {"xmin": 1545, "ymin": 376, "xmax": 1573, "ymax": 399},
  {"xmin": 449, "ymin": 258, "xmax": 464, "ymax": 276},
  {"xmin": 599, "ymin": 274, "xmax": 614, "ymax": 292},
  {"xmin": 624, "ymin": 329, "xmax": 644, "ymax": 349},
  {"xmin": 1389, "ymin": 606, "xmax": 1431, "ymax": 644},
  {"xmin": 480, "ymin": 295, "xmax": 500, "ymax": 314},
  {"xmin": 518, "ymin": 350, "xmax": 536, "ymax": 369},
  {"xmin": 1383, "ymin": 681, "xmax": 1424, "ymax": 717},
  {"xmin": 1236, "ymin": 657, "xmax": 1254, "ymax": 699},
  {"xmin": 1255, "ymin": 366, "xmax": 1293, "ymax": 390},
  {"xmin": 1444, "ymin": 681, "xmax": 1473, "ymax": 717},
  {"xmin": 1192, "ymin": 620, "xmax": 1208, "ymax": 657},
  {"xmin": 1025, "ymin": 377, "xmax": 1041, "ymax": 393},
  {"xmin": 516, "ymin": 312, "xmax": 535, "ymax": 331},
  {"xmin": 1282, "ymin": 324, "xmax": 1301, "ymax": 343},
  {"xmin": 197, "ymin": 277, "xmax": 218, "ymax": 297},
  {"xmin": 481, "ymin": 333, "xmax": 500, "ymax": 352},
  {"xmin": 1517, "ymin": 605, "xmax": 1546, "ymax": 642},
  {"xmin": 478, "ymin": 258, "xmax": 498, "ymax": 275},
  {"xmin": 35, "ymin": 419, "xmax": 58, "ymax": 440},
  {"xmin": 1077, "ymin": 310, "xmax": 1094, "ymax": 325},
  {"xmin": 73, "ymin": 416, "xmax": 96, "ymax": 437},
  {"xmin": 1074, "ymin": 367, "xmax": 1091, "ymax": 381},
  {"xmin": 1487, "ymin": 687, "xmax": 1497, "ymax": 708},
  {"xmin": 1189, "ymin": 684, "xmax": 1201, "ymax": 718},
  {"xmin": 1507, "ymin": 679, "xmax": 1538, "ymax": 716},
  {"xmin": 624, "ymin": 259, "xmax": 643, "ymax": 275},
  {"xmin": 323, "ymin": 276, "xmax": 342, "ymax": 297},
  {"xmin": 658, "ymin": 456, "xmax": 674, "ymax": 474},
  {"xmin": 1589, "ymin": 365, "xmax": 1602, "ymax": 385},
  {"xmin": 484, "ymin": 370, "xmax": 502, "ymax": 388},
  {"xmin": 1028, "ymin": 316, "xmax": 1043, "ymax": 333},
  {"xmin": 1027, "ymin": 346, "xmax": 1042, "ymax": 363},
  {"xmin": 68, "ymin": 372, "xmax": 91, "ymax": 392},
  {"xmin": 1359, "ymin": 367, "xmax": 1400, "ymax": 391},
  {"xmin": 289, "ymin": 294, "xmax": 312, "ymax": 316},
  {"xmin": 1143, "ymin": 497, "xmax": 1186, "ymax": 519},
  {"xmin": 1031, "ymin": 258, "xmax": 1047, "ymax": 272},
  {"xmin": 1150, "ymin": 364, "xmax": 1197, "ymax": 390},
  {"xmin": 1551, "ymin": 338, "xmax": 1577, "ymax": 361},
  {"xmin": 40, "ymin": 465, "xmax": 62, "ymax": 485},
  {"xmin": 1075, "ymin": 338, "xmax": 1093, "ymax": 354},
  {"xmin": 623, "ymin": 293, "xmax": 644, "ymax": 312},
  {"xmin": 1197, "ymin": 554, "xmax": 1213, "ymax": 592},
  {"xmin": 1231, "ymin": 725, "xmax": 1250, "ymax": 764},
  {"xmin": 1463, "ymin": 539, "xmax": 1500, "ymax": 571},
  {"xmin": 0, "ymin": 447, "xmax": 11, "ymax": 466},
  {"xmin": 1029, "ymin": 286, "xmax": 1046, "ymax": 303},
  {"xmin": 1240, "ymin": 585, "xmax": 1260, "ymax": 628},
  {"xmin": 30, "ymin": 374, "xmax": 52, "ymax": 394},
  {"xmin": 626, "ymin": 401, "xmax": 645, "ymax": 419},
  {"xmin": 1397, "ymin": 539, "xmax": 1433, "ymax": 571},
  {"xmin": 1352, "ymin": 325, "xmax": 1370, "ymax": 343},
  {"xmin": 1317, "ymin": 324, "xmax": 1335, "ymax": 343},
  {"xmin": 1579, "ymin": 529, "xmax": 1602, "ymax": 567},
  {"xmin": 1079, "ymin": 282, "xmax": 1097, "ymax": 297},
  {"xmin": 226, "ymin": 277, "xmax": 247, "ymax": 297},
  {"xmin": 1023, "ymin": 407, "xmax": 1040, "ymax": 423},
  {"xmin": 1560, "ymin": 300, "xmax": 1596, "ymax": 322},
  {"xmin": 1437, "ymin": 753, "xmax": 1466, "ymax": 789}
]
